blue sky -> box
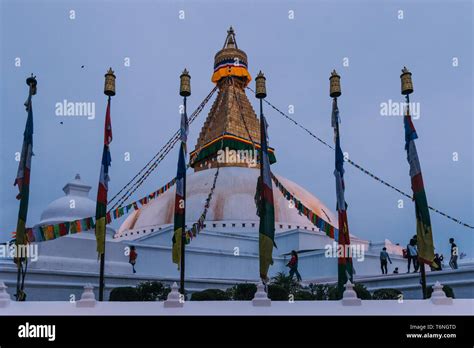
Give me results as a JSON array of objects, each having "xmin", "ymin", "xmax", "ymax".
[{"xmin": 0, "ymin": 0, "xmax": 472, "ymax": 259}]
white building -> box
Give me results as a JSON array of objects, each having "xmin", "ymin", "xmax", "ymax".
[
  {"xmin": 1, "ymin": 28, "xmax": 471, "ymax": 302},
  {"xmin": 0, "ymin": 169, "xmax": 410, "ymax": 301}
]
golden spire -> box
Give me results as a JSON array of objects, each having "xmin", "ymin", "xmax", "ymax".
[
  {"xmin": 191, "ymin": 29, "xmax": 276, "ymax": 171},
  {"xmin": 223, "ymin": 26, "xmax": 237, "ymax": 49}
]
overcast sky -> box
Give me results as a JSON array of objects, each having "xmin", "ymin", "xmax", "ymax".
[{"xmin": 1, "ymin": 0, "xmax": 472, "ymax": 259}]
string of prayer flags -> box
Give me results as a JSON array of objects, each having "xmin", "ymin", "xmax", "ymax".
[
  {"xmin": 183, "ymin": 167, "xmax": 220, "ymax": 243},
  {"xmin": 12, "ymin": 176, "xmax": 178, "ymax": 244},
  {"xmin": 271, "ymin": 174, "xmax": 337, "ymax": 238}
]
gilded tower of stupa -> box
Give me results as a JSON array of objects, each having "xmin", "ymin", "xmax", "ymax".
[{"xmin": 189, "ymin": 27, "xmax": 276, "ymax": 171}]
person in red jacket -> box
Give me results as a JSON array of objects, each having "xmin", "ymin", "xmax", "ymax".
[
  {"xmin": 286, "ymin": 250, "xmax": 302, "ymax": 282},
  {"xmin": 129, "ymin": 246, "xmax": 137, "ymax": 273}
]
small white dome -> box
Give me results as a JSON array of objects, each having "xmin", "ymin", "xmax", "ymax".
[
  {"xmin": 40, "ymin": 196, "xmax": 96, "ymax": 225},
  {"xmin": 37, "ymin": 174, "xmax": 115, "ymax": 237}
]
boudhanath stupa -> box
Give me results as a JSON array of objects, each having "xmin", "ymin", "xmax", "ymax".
[{"xmin": 0, "ymin": 28, "xmax": 415, "ymax": 301}]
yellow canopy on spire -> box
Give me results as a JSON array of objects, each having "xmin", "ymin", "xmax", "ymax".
[{"xmin": 211, "ymin": 66, "xmax": 252, "ymax": 85}]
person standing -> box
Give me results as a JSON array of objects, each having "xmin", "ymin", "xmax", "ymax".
[
  {"xmin": 449, "ymin": 238, "xmax": 458, "ymax": 270},
  {"xmin": 407, "ymin": 238, "xmax": 418, "ymax": 273},
  {"xmin": 129, "ymin": 245, "xmax": 138, "ymax": 273},
  {"xmin": 380, "ymin": 247, "xmax": 392, "ymax": 274},
  {"xmin": 412, "ymin": 236, "xmax": 420, "ymax": 272},
  {"xmin": 287, "ymin": 250, "xmax": 302, "ymax": 282}
]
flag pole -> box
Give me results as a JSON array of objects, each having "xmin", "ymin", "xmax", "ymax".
[
  {"xmin": 255, "ymin": 71, "xmax": 276, "ymax": 285},
  {"xmin": 400, "ymin": 67, "xmax": 435, "ymax": 300},
  {"xmin": 420, "ymin": 258, "xmax": 427, "ymax": 299},
  {"xmin": 14, "ymin": 74, "xmax": 37, "ymax": 301},
  {"xmin": 405, "ymin": 93, "xmax": 427, "ymax": 300},
  {"xmin": 99, "ymin": 247, "xmax": 106, "ymax": 301},
  {"xmin": 329, "ymin": 70, "xmax": 353, "ymax": 294},
  {"xmin": 179, "ymin": 95, "xmax": 187, "ymax": 296},
  {"xmin": 97, "ymin": 68, "xmax": 116, "ymax": 301},
  {"xmin": 257, "ymin": 72, "xmax": 266, "ymax": 284},
  {"xmin": 177, "ymin": 69, "xmax": 191, "ymax": 295}
]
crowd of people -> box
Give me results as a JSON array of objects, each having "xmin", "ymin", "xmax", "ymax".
[
  {"xmin": 285, "ymin": 236, "xmax": 461, "ymax": 282},
  {"xmin": 379, "ymin": 236, "xmax": 460, "ymax": 275}
]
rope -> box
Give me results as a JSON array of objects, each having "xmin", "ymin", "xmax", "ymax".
[
  {"xmin": 184, "ymin": 80, "xmax": 229, "ymax": 239},
  {"xmin": 186, "ymin": 165, "xmax": 221, "ymax": 239},
  {"xmin": 108, "ymin": 86, "xmax": 218, "ymax": 212},
  {"xmin": 272, "ymin": 173, "xmax": 336, "ymax": 235},
  {"xmin": 246, "ymin": 86, "xmax": 474, "ymax": 230}
]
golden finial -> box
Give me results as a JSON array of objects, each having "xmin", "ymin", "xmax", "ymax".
[
  {"xmin": 223, "ymin": 26, "xmax": 237, "ymax": 49},
  {"xmin": 213, "ymin": 26, "xmax": 249, "ymax": 85},
  {"xmin": 26, "ymin": 73, "xmax": 37, "ymax": 95},
  {"xmin": 180, "ymin": 68, "xmax": 191, "ymax": 97},
  {"xmin": 329, "ymin": 69, "xmax": 341, "ymax": 98},
  {"xmin": 255, "ymin": 71, "xmax": 267, "ymax": 99},
  {"xmin": 104, "ymin": 67, "xmax": 116, "ymax": 96},
  {"xmin": 400, "ymin": 66, "xmax": 413, "ymax": 95}
]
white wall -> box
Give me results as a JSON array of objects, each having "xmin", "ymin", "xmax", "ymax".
[{"xmin": 1, "ymin": 227, "xmax": 469, "ymax": 301}]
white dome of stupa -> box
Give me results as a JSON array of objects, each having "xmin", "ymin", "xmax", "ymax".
[{"xmin": 116, "ymin": 166, "xmax": 337, "ymax": 239}]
